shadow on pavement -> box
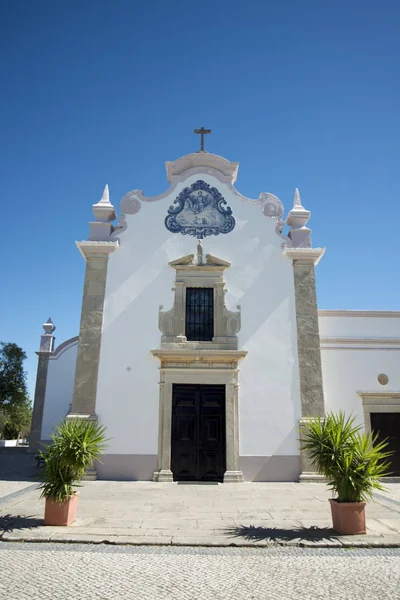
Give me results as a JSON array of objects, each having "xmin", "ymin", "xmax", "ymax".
[
  {"xmin": 224, "ymin": 524, "xmax": 338, "ymax": 542},
  {"xmin": 0, "ymin": 514, "xmax": 43, "ymax": 534}
]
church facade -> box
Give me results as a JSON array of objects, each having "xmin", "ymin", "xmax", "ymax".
[{"xmin": 30, "ymin": 149, "xmax": 400, "ymax": 482}]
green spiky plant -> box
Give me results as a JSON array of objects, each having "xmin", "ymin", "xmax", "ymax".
[
  {"xmin": 300, "ymin": 412, "xmax": 392, "ymax": 503},
  {"xmin": 38, "ymin": 420, "xmax": 108, "ymax": 503}
]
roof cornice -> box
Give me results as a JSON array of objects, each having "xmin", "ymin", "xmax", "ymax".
[
  {"xmin": 319, "ymin": 310, "xmax": 400, "ymax": 318},
  {"xmin": 76, "ymin": 241, "xmax": 119, "ymax": 261},
  {"xmin": 283, "ymin": 247, "xmax": 325, "ymax": 265}
]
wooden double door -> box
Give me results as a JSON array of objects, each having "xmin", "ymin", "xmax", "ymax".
[
  {"xmin": 371, "ymin": 413, "xmax": 400, "ymax": 476},
  {"xmin": 171, "ymin": 384, "xmax": 226, "ymax": 482}
]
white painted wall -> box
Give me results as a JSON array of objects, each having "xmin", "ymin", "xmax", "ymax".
[
  {"xmin": 319, "ymin": 313, "xmax": 400, "ymax": 339},
  {"xmin": 41, "ymin": 341, "xmax": 78, "ymax": 439},
  {"xmin": 96, "ymin": 169, "xmax": 302, "ymax": 461},
  {"xmin": 319, "ymin": 315, "xmax": 400, "ymax": 426}
]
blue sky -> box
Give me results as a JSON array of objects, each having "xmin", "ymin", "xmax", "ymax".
[{"xmin": 1, "ymin": 0, "xmax": 399, "ymax": 396}]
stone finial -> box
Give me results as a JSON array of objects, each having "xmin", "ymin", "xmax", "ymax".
[
  {"xmin": 293, "ymin": 188, "xmax": 302, "ymax": 207},
  {"xmin": 100, "ymin": 184, "xmax": 109, "ymax": 204},
  {"xmin": 42, "ymin": 317, "xmax": 56, "ymax": 335},
  {"xmin": 89, "ymin": 184, "xmax": 116, "ymax": 241},
  {"xmin": 39, "ymin": 317, "xmax": 56, "ymax": 353},
  {"xmin": 286, "ymin": 188, "xmax": 312, "ymax": 248},
  {"xmin": 92, "ymin": 184, "xmax": 115, "ymax": 222},
  {"xmin": 197, "ymin": 240, "xmax": 204, "ymax": 265}
]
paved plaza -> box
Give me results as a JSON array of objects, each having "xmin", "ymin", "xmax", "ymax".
[
  {"xmin": 1, "ymin": 456, "xmax": 400, "ymax": 598},
  {"xmin": 1, "ymin": 542, "xmax": 400, "ymax": 599},
  {"xmin": 1, "ymin": 474, "xmax": 400, "ymax": 546}
]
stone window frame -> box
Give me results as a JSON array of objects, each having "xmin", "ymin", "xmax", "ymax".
[{"xmin": 158, "ymin": 252, "xmax": 241, "ymax": 351}]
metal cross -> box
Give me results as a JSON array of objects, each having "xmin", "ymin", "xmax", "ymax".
[{"xmin": 194, "ymin": 127, "xmax": 211, "ymax": 152}]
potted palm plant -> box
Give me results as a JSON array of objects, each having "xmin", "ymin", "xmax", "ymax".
[
  {"xmin": 300, "ymin": 412, "xmax": 391, "ymax": 535},
  {"xmin": 39, "ymin": 419, "xmax": 108, "ymax": 526}
]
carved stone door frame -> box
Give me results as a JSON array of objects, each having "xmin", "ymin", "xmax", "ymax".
[
  {"xmin": 358, "ymin": 392, "xmax": 400, "ymax": 480},
  {"xmin": 151, "ymin": 349, "xmax": 247, "ymax": 483},
  {"xmin": 357, "ymin": 392, "xmax": 400, "ymax": 434}
]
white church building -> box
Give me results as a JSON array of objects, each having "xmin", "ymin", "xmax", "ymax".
[{"xmin": 30, "ymin": 142, "xmax": 400, "ymax": 482}]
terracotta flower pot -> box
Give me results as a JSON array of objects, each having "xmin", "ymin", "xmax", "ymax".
[
  {"xmin": 44, "ymin": 493, "xmax": 79, "ymax": 526},
  {"xmin": 329, "ymin": 498, "xmax": 366, "ymax": 535}
]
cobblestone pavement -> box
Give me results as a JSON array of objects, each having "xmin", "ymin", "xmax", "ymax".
[{"xmin": 0, "ymin": 542, "xmax": 399, "ymax": 599}]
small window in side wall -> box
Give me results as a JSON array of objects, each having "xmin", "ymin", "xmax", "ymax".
[{"xmin": 185, "ymin": 288, "xmax": 214, "ymax": 341}]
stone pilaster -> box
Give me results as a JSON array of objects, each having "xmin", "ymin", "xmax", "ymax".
[
  {"xmin": 157, "ymin": 382, "xmax": 174, "ymax": 482},
  {"xmin": 29, "ymin": 319, "xmax": 56, "ymax": 453},
  {"xmin": 175, "ymin": 281, "xmax": 186, "ymax": 340},
  {"xmin": 29, "ymin": 354, "xmax": 50, "ymax": 453},
  {"xmin": 71, "ymin": 252, "xmax": 108, "ymax": 417},
  {"xmin": 224, "ymin": 381, "xmax": 244, "ymax": 483},
  {"xmin": 284, "ymin": 247, "xmax": 326, "ymax": 481},
  {"xmin": 70, "ymin": 242, "xmax": 118, "ymax": 419},
  {"xmin": 69, "ymin": 242, "xmax": 117, "ymax": 480}
]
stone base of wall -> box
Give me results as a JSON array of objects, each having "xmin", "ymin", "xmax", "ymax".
[
  {"xmin": 96, "ymin": 454, "xmax": 303, "ymax": 482},
  {"xmin": 96, "ymin": 454, "xmax": 158, "ymax": 481},
  {"xmin": 299, "ymin": 472, "xmax": 327, "ymax": 483},
  {"xmin": 239, "ymin": 456, "xmax": 301, "ymax": 482}
]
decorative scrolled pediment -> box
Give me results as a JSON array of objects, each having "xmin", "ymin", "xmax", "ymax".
[
  {"xmin": 205, "ymin": 254, "xmax": 231, "ymax": 267},
  {"xmin": 114, "ymin": 151, "xmax": 290, "ymax": 247},
  {"xmin": 169, "ymin": 254, "xmax": 194, "ymax": 267}
]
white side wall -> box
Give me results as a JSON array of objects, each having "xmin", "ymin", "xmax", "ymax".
[
  {"xmin": 41, "ymin": 341, "xmax": 78, "ymax": 439},
  {"xmin": 96, "ymin": 172, "xmax": 302, "ymax": 468},
  {"xmin": 319, "ymin": 312, "xmax": 400, "ymax": 338},
  {"xmin": 319, "ymin": 314, "xmax": 400, "ymax": 426}
]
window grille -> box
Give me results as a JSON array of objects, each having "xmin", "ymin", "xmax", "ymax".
[{"xmin": 185, "ymin": 288, "xmax": 214, "ymax": 341}]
